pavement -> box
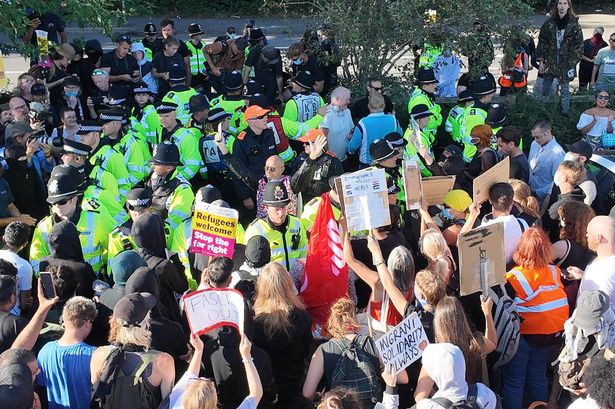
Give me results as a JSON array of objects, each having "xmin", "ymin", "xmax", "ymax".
[{"xmin": 1, "ymin": 13, "xmax": 614, "ymax": 91}]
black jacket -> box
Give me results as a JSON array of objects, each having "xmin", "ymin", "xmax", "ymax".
[{"xmin": 290, "ymin": 152, "xmax": 343, "ymax": 204}]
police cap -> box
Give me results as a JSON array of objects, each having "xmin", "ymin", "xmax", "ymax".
[
  {"xmin": 262, "ymin": 181, "xmax": 290, "ymax": 208},
  {"xmin": 47, "ymin": 165, "xmax": 81, "ymax": 204},
  {"xmin": 62, "ymin": 138, "xmax": 91, "ymax": 157},
  {"xmin": 416, "ymin": 68, "xmax": 437, "ymax": 85},
  {"xmin": 293, "ymin": 70, "xmax": 314, "ymax": 90},
  {"xmin": 189, "ymin": 93, "xmax": 210, "ymax": 114},
  {"xmin": 224, "ymin": 71, "xmax": 244, "ymax": 91},
  {"xmin": 126, "ymin": 188, "xmax": 152, "ymax": 211},
  {"xmin": 151, "ymin": 141, "xmax": 182, "ymax": 166}
]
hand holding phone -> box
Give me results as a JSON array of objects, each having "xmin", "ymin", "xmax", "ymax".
[{"xmin": 39, "ymin": 272, "xmax": 56, "ymax": 300}]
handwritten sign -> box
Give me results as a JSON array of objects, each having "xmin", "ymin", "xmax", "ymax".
[
  {"xmin": 458, "ymin": 223, "xmax": 506, "ymax": 296},
  {"xmin": 473, "ymin": 156, "xmax": 510, "ymax": 204},
  {"xmin": 375, "ymin": 313, "xmax": 430, "ymax": 374},
  {"xmin": 402, "ymin": 161, "xmax": 422, "ymax": 210},
  {"xmin": 182, "ymin": 288, "xmax": 245, "ymax": 335},
  {"xmin": 341, "ymin": 168, "xmax": 390, "ymax": 233},
  {"xmin": 190, "ymin": 203, "xmax": 239, "ymax": 258},
  {"xmin": 421, "ymin": 175, "xmax": 456, "ymax": 206}
]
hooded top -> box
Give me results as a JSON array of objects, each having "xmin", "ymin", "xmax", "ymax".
[
  {"xmin": 48, "ymin": 220, "xmax": 85, "ymax": 261},
  {"xmin": 132, "ymin": 213, "xmax": 167, "ymax": 259},
  {"xmin": 417, "ymin": 343, "xmax": 497, "ymax": 409},
  {"xmin": 124, "ymin": 266, "xmax": 163, "ymax": 317}
]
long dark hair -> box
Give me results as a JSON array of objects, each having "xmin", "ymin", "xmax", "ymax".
[{"xmin": 551, "ymin": 0, "xmax": 576, "ymax": 19}]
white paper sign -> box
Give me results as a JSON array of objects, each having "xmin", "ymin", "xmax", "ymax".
[
  {"xmin": 181, "ymin": 288, "xmax": 245, "ymax": 335},
  {"xmin": 341, "ymin": 168, "xmax": 390, "ymax": 232},
  {"xmin": 375, "ymin": 313, "xmax": 430, "ymax": 374}
]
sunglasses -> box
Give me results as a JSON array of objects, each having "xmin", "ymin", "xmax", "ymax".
[
  {"xmin": 265, "ymin": 166, "xmax": 278, "ymax": 172},
  {"xmin": 55, "ymin": 197, "xmax": 72, "ymax": 206},
  {"xmin": 597, "ymin": 95, "xmax": 610, "ymax": 100},
  {"xmin": 369, "ymin": 85, "xmax": 383, "ymax": 91},
  {"xmin": 249, "ymin": 115, "xmax": 267, "ymax": 121}
]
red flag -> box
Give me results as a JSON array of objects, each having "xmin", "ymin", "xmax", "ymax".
[{"xmin": 300, "ymin": 192, "xmax": 348, "ymax": 332}]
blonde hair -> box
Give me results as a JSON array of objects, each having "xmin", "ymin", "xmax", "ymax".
[
  {"xmin": 559, "ymin": 160, "xmax": 586, "ymax": 187},
  {"xmin": 415, "ymin": 270, "xmax": 446, "ymax": 310},
  {"xmin": 182, "ymin": 378, "xmax": 217, "ymax": 409},
  {"xmin": 509, "ymin": 178, "xmax": 540, "ymax": 219},
  {"xmin": 62, "ymin": 296, "xmax": 97, "ymax": 328},
  {"xmin": 367, "ymin": 92, "xmax": 385, "ymax": 112},
  {"xmin": 327, "ymin": 297, "xmax": 360, "ymax": 339},
  {"xmin": 253, "ymin": 262, "xmax": 306, "ymax": 338},
  {"xmin": 108, "ymin": 313, "xmax": 152, "ymax": 349},
  {"xmin": 420, "ymin": 229, "xmax": 454, "ymax": 282}
]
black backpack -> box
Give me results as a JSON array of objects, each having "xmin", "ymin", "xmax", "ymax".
[{"xmin": 430, "ymin": 383, "xmax": 482, "ymax": 409}]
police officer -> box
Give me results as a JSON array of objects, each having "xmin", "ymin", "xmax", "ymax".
[
  {"xmin": 199, "ymin": 107, "xmax": 232, "ymax": 187},
  {"xmin": 459, "ymin": 74, "xmax": 497, "ymax": 161},
  {"xmin": 161, "ymin": 66, "xmax": 198, "ymax": 125},
  {"xmin": 145, "ymin": 141, "xmax": 195, "ymax": 234},
  {"xmin": 403, "ymin": 104, "xmax": 434, "ymax": 176},
  {"xmin": 445, "ymin": 89, "xmax": 474, "ymax": 144},
  {"xmin": 283, "ymin": 70, "xmax": 325, "ymax": 122},
  {"xmin": 209, "ymin": 70, "xmax": 246, "ymax": 115},
  {"xmin": 100, "ymin": 106, "xmax": 148, "ymax": 186},
  {"xmin": 186, "ymin": 93, "xmax": 210, "ymax": 139},
  {"xmin": 185, "ymin": 23, "xmax": 208, "ymax": 92},
  {"xmin": 78, "ymin": 120, "xmax": 131, "ymax": 202},
  {"xmin": 300, "ymin": 176, "xmax": 343, "ymax": 233},
  {"xmin": 129, "ymin": 81, "xmax": 160, "ymax": 150},
  {"xmin": 244, "ymin": 181, "xmax": 308, "ymax": 272},
  {"xmin": 30, "ymin": 166, "xmax": 118, "ymax": 275},
  {"xmin": 407, "ymin": 68, "xmax": 443, "ymax": 140},
  {"xmin": 157, "ymin": 101, "xmax": 201, "ymax": 181},
  {"xmin": 141, "ymin": 23, "xmax": 163, "ymax": 62}
]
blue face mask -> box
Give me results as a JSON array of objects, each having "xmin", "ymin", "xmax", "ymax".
[
  {"xmin": 65, "ymin": 90, "xmax": 79, "ymax": 98},
  {"xmin": 440, "ymin": 207, "xmax": 453, "ymax": 221},
  {"xmin": 229, "ymin": 33, "xmax": 237, "ymax": 39},
  {"xmin": 292, "ymin": 58, "xmax": 303, "ymax": 65}
]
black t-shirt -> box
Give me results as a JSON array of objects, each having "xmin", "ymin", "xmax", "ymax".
[
  {"xmin": 291, "ymin": 54, "xmax": 324, "ymax": 82},
  {"xmin": 99, "ymin": 50, "xmax": 139, "ymax": 92},
  {"xmin": 350, "ymin": 94, "xmax": 395, "ymax": 124},
  {"xmin": 0, "ymin": 310, "xmax": 26, "ymax": 353},
  {"xmin": 142, "ymin": 37, "xmax": 164, "ymax": 55},
  {"xmin": 30, "ymin": 13, "xmax": 65, "ymax": 46},
  {"xmin": 152, "ymin": 51, "xmax": 186, "ymax": 96},
  {"xmin": 245, "ymin": 46, "xmax": 283, "ymax": 83},
  {"xmin": 0, "ymin": 178, "xmax": 15, "ymax": 219},
  {"xmin": 510, "ymin": 153, "xmax": 530, "ymax": 184},
  {"xmin": 178, "ymin": 41, "xmax": 190, "ymax": 58}
]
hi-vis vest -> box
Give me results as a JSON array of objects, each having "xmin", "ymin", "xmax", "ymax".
[
  {"xmin": 289, "ymin": 93, "xmax": 322, "ymax": 122},
  {"xmin": 498, "ymin": 52, "xmax": 527, "ymax": 89},
  {"xmin": 185, "ymin": 40, "xmax": 207, "ymax": 75},
  {"xmin": 506, "ymin": 265, "xmax": 568, "ymax": 335}
]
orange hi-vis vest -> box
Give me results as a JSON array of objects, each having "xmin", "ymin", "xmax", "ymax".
[
  {"xmin": 498, "ymin": 53, "xmax": 527, "ymax": 89},
  {"xmin": 506, "ymin": 265, "xmax": 568, "ymax": 335}
]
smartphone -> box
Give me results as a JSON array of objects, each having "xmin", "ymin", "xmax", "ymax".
[{"xmin": 40, "ymin": 272, "xmax": 56, "ymax": 299}]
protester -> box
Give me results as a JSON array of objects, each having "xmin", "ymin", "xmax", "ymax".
[
  {"xmin": 508, "ymin": 179, "xmax": 541, "ymax": 227},
  {"xmin": 496, "ymin": 126, "xmax": 530, "ymax": 183},
  {"xmin": 576, "ymin": 90, "xmax": 615, "ymax": 151},
  {"xmin": 579, "ymin": 27, "xmax": 607, "ymax": 89},
  {"xmin": 319, "ymin": 86, "xmax": 354, "ymax": 165},
  {"xmin": 0, "ymin": 221, "xmax": 33, "ymax": 315},
  {"xmin": 528, "ymin": 118, "xmax": 565, "ymax": 205},
  {"xmin": 591, "ymin": 31, "xmax": 615, "ymax": 92}
]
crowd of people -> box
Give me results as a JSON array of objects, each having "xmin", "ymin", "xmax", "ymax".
[{"xmin": 1, "ymin": 1, "xmax": 615, "ymax": 409}]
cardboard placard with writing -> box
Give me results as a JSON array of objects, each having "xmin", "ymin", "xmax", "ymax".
[
  {"xmin": 182, "ymin": 288, "xmax": 245, "ymax": 335},
  {"xmin": 421, "ymin": 175, "xmax": 456, "ymax": 206},
  {"xmin": 458, "ymin": 223, "xmax": 506, "ymax": 296},
  {"xmin": 375, "ymin": 313, "xmax": 430, "ymax": 374},
  {"xmin": 190, "ymin": 203, "xmax": 239, "ymax": 258},
  {"xmin": 402, "ymin": 161, "xmax": 422, "ymax": 210},
  {"xmin": 472, "ymin": 156, "xmax": 510, "ymax": 204},
  {"xmin": 341, "ymin": 168, "xmax": 390, "ymax": 233}
]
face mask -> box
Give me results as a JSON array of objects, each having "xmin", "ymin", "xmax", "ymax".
[
  {"xmin": 563, "ymin": 152, "xmax": 575, "ymax": 162},
  {"xmin": 440, "ymin": 207, "xmax": 453, "ymax": 221},
  {"xmin": 292, "ymin": 58, "xmax": 303, "ymax": 65},
  {"xmin": 553, "ymin": 170, "xmax": 565, "ymax": 187},
  {"xmin": 229, "ymin": 33, "xmax": 237, "ymax": 39},
  {"xmin": 331, "ymin": 105, "xmax": 341, "ymax": 112},
  {"xmin": 65, "ymin": 90, "xmax": 79, "ymax": 98}
]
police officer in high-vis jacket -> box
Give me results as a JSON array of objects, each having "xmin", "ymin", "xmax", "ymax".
[
  {"xmin": 407, "ymin": 68, "xmax": 443, "ymax": 140},
  {"xmin": 209, "ymin": 70, "xmax": 246, "ymax": 115},
  {"xmin": 244, "ymin": 181, "xmax": 308, "ymax": 273},
  {"xmin": 30, "ymin": 166, "xmax": 118, "ymax": 275},
  {"xmin": 459, "ymin": 74, "xmax": 497, "ymax": 162},
  {"xmin": 185, "ymin": 23, "xmax": 208, "ymax": 92},
  {"xmin": 161, "ymin": 66, "xmax": 199, "ymax": 126}
]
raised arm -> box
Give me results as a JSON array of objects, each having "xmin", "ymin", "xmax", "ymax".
[
  {"xmin": 240, "ymin": 335, "xmax": 263, "ymax": 403},
  {"xmin": 341, "ymin": 218, "xmax": 379, "ymax": 289}
]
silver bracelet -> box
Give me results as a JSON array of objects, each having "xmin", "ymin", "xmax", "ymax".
[{"xmin": 242, "ymin": 357, "xmax": 254, "ymax": 364}]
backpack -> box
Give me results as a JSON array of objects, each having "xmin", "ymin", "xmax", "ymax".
[
  {"xmin": 330, "ymin": 335, "xmax": 382, "ymax": 402},
  {"xmin": 90, "ymin": 347, "xmax": 160, "ymax": 409},
  {"xmin": 431, "ymin": 383, "xmax": 481, "ymax": 409},
  {"xmin": 488, "ymin": 284, "xmax": 521, "ymax": 369}
]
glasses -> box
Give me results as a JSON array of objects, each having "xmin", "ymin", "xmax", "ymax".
[
  {"xmin": 597, "ymin": 94, "xmax": 610, "ymax": 100},
  {"xmin": 265, "ymin": 166, "xmax": 278, "ymax": 172},
  {"xmin": 249, "ymin": 115, "xmax": 267, "ymax": 121},
  {"xmin": 369, "ymin": 84, "xmax": 383, "ymax": 91}
]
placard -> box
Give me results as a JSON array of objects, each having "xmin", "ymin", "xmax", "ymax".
[
  {"xmin": 375, "ymin": 313, "xmax": 429, "ymax": 374},
  {"xmin": 402, "ymin": 161, "xmax": 422, "ymax": 210},
  {"xmin": 0, "ymin": 55, "xmax": 6, "ymax": 89},
  {"xmin": 458, "ymin": 223, "xmax": 506, "ymax": 296},
  {"xmin": 341, "ymin": 168, "xmax": 390, "ymax": 233},
  {"xmin": 182, "ymin": 288, "xmax": 244, "ymax": 335},
  {"xmin": 421, "ymin": 175, "xmax": 456, "ymax": 206},
  {"xmin": 190, "ymin": 203, "xmax": 239, "ymax": 258},
  {"xmin": 472, "ymin": 156, "xmax": 510, "ymax": 204}
]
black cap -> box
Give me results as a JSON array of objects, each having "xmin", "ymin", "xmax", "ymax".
[
  {"xmin": 384, "ymin": 131, "xmax": 406, "ymax": 148},
  {"xmin": 261, "ymin": 45, "xmax": 280, "ymax": 64},
  {"xmin": 76, "ymin": 120, "xmax": 104, "ymax": 135},
  {"xmin": 189, "ymin": 93, "xmax": 210, "ymax": 113},
  {"xmin": 416, "ymin": 68, "xmax": 437, "ymax": 85},
  {"xmin": 168, "ymin": 64, "xmax": 187, "ymax": 82},
  {"xmin": 245, "ymin": 80, "xmax": 263, "ymax": 98},
  {"xmin": 115, "ymin": 33, "xmax": 132, "ymax": 44},
  {"xmin": 566, "ymin": 140, "xmax": 593, "ymax": 160},
  {"xmin": 249, "ymin": 28, "xmax": 264, "ymax": 42},
  {"xmin": 224, "ymin": 71, "xmax": 244, "ymax": 91},
  {"xmin": 188, "ymin": 23, "xmax": 203, "ymax": 36},
  {"xmin": 486, "ymin": 104, "xmax": 507, "ymax": 128},
  {"xmin": 144, "ymin": 23, "xmax": 157, "ymax": 34},
  {"xmin": 99, "ymin": 106, "xmax": 127, "ymax": 123},
  {"xmin": 293, "ymin": 70, "xmax": 315, "ymax": 89},
  {"xmin": 262, "ymin": 181, "xmax": 290, "ymax": 207},
  {"xmin": 369, "ymin": 139, "xmax": 397, "ymax": 165},
  {"xmin": 50, "ymin": 164, "xmax": 86, "ymax": 193},
  {"xmin": 156, "ymin": 101, "xmax": 178, "ymax": 114},
  {"xmin": 126, "ymin": 188, "xmax": 152, "ymax": 211},
  {"xmin": 113, "ymin": 292, "xmax": 156, "ymax": 327},
  {"xmin": 133, "ymin": 81, "xmax": 151, "ymax": 94},
  {"xmin": 457, "ymin": 89, "xmax": 474, "ymax": 103},
  {"xmin": 245, "ymin": 236, "xmax": 271, "ymax": 268},
  {"xmin": 443, "ymin": 144, "xmax": 463, "ymax": 157},
  {"xmin": 47, "ymin": 166, "xmax": 80, "ymax": 204},
  {"xmin": 106, "ymin": 86, "xmax": 128, "ymax": 107},
  {"xmin": 63, "ymin": 75, "xmax": 80, "ymax": 87},
  {"xmin": 0, "ymin": 362, "xmax": 34, "ymax": 409},
  {"xmin": 31, "ymin": 83, "xmax": 47, "ymax": 96},
  {"xmin": 151, "ymin": 141, "xmax": 182, "ymax": 166},
  {"xmin": 440, "ymin": 155, "xmax": 466, "ymax": 176},
  {"xmin": 472, "ymin": 75, "xmax": 496, "ymax": 96},
  {"xmin": 62, "ymin": 138, "xmax": 91, "ymax": 157},
  {"xmin": 208, "ymin": 107, "xmax": 230, "ymax": 123},
  {"xmin": 196, "ymin": 185, "xmax": 222, "ymax": 204},
  {"xmin": 410, "ymin": 103, "xmax": 433, "ymax": 120}
]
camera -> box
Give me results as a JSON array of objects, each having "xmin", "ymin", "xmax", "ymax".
[
  {"xmin": 28, "ymin": 134, "xmax": 63, "ymax": 148},
  {"xmin": 28, "ymin": 103, "xmax": 52, "ymax": 123}
]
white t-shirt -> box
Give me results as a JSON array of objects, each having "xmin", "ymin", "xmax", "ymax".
[
  {"xmin": 480, "ymin": 214, "xmax": 527, "ymax": 265},
  {"xmin": 579, "ymin": 255, "xmax": 615, "ymax": 306},
  {"xmin": 567, "ymin": 396, "xmax": 600, "ymax": 409},
  {"xmin": 0, "ymin": 250, "xmax": 33, "ymax": 316},
  {"xmin": 319, "ymin": 106, "xmax": 354, "ymax": 162}
]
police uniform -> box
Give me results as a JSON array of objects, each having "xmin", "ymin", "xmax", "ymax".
[
  {"xmin": 145, "ymin": 142, "xmax": 195, "ymax": 235},
  {"xmin": 283, "ymin": 71, "xmax": 325, "ymax": 122},
  {"xmin": 209, "ymin": 71, "xmax": 247, "ymax": 115},
  {"xmin": 129, "ymin": 83, "xmax": 159, "ymax": 152},
  {"xmin": 157, "ymin": 102, "xmax": 202, "ymax": 181},
  {"xmin": 161, "ymin": 68, "xmax": 199, "ymax": 126},
  {"xmin": 30, "ymin": 167, "xmax": 118, "ymax": 275},
  {"xmin": 445, "ymin": 90, "xmax": 474, "ymax": 144},
  {"xmin": 244, "ymin": 181, "xmax": 308, "ymax": 272},
  {"xmin": 459, "ymin": 75, "xmax": 497, "ymax": 162},
  {"xmin": 300, "ymin": 195, "xmax": 342, "ymax": 232},
  {"xmin": 407, "ymin": 68, "xmax": 442, "ymax": 139},
  {"xmin": 198, "ymin": 107, "xmax": 231, "ymax": 181},
  {"xmin": 185, "ymin": 23, "xmax": 209, "ymax": 90},
  {"xmin": 402, "ymin": 104, "xmax": 434, "ymax": 177}
]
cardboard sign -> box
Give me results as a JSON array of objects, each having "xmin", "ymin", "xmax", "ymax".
[
  {"xmin": 421, "ymin": 175, "xmax": 456, "ymax": 206},
  {"xmin": 402, "ymin": 161, "xmax": 422, "ymax": 210},
  {"xmin": 472, "ymin": 156, "xmax": 510, "ymax": 204},
  {"xmin": 190, "ymin": 203, "xmax": 239, "ymax": 258},
  {"xmin": 182, "ymin": 288, "xmax": 245, "ymax": 335},
  {"xmin": 341, "ymin": 168, "xmax": 390, "ymax": 233},
  {"xmin": 0, "ymin": 55, "xmax": 6, "ymax": 89},
  {"xmin": 458, "ymin": 223, "xmax": 506, "ymax": 296},
  {"xmin": 375, "ymin": 313, "xmax": 430, "ymax": 374}
]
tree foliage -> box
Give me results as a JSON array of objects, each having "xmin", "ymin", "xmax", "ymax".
[{"xmin": 264, "ymin": 0, "xmax": 534, "ymax": 98}]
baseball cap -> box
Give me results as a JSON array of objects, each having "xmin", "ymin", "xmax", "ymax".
[
  {"xmin": 54, "ymin": 43, "xmax": 76, "ymax": 60},
  {"xmin": 244, "ymin": 105, "xmax": 270, "ymax": 121},
  {"xmin": 144, "ymin": 23, "xmax": 157, "ymax": 34},
  {"xmin": 0, "ymin": 362, "xmax": 34, "ymax": 409},
  {"xmin": 443, "ymin": 144, "xmax": 463, "ymax": 157},
  {"xmin": 566, "ymin": 140, "xmax": 593, "ymax": 160},
  {"xmin": 113, "ymin": 292, "xmax": 156, "ymax": 327},
  {"xmin": 116, "ymin": 33, "xmax": 132, "ymax": 44},
  {"xmin": 261, "ymin": 45, "xmax": 280, "ymax": 64},
  {"xmin": 298, "ymin": 128, "xmax": 325, "ymax": 143},
  {"xmin": 31, "ymin": 83, "xmax": 47, "ymax": 96},
  {"xmin": 443, "ymin": 190, "xmax": 472, "ymax": 213}
]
